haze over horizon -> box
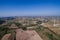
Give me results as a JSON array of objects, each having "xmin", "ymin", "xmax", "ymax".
[{"xmin": 0, "ymin": 0, "xmax": 60, "ymax": 17}]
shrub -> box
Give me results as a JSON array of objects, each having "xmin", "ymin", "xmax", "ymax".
[{"xmin": 21, "ymin": 27, "xmax": 27, "ymax": 30}]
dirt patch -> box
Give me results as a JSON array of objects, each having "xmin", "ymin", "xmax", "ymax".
[
  {"xmin": 1, "ymin": 34, "xmax": 11, "ymax": 40},
  {"xmin": 16, "ymin": 29, "xmax": 43, "ymax": 40}
]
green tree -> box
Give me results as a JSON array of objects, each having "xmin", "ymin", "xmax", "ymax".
[
  {"xmin": 22, "ymin": 27, "xmax": 27, "ymax": 30},
  {"xmin": 36, "ymin": 21, "xmax": 42, "ymax": 24}
]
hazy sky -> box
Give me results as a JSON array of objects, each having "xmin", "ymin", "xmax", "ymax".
[{"xmin": 0, "ymin": 0, "xmax": 60, "ymax": 17}]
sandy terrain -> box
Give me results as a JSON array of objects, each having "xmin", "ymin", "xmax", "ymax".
[
  {"xmin": 1, "ymin": 34, "xmax": 11, "ymax": 40},
  {"xmin": 26, "ymin": 30, "xmax": 43, "ymax": 40},
  {"xmin": 16, "ymin": 29, "xmax": 43, "ymax": 40}
]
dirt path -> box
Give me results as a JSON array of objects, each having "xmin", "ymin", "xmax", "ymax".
[{"xmin": 16, "ymin": 29, "xmax": 43, "ymax": 40}]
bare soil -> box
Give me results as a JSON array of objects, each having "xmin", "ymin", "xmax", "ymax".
[
  {"xmin": 1, "ymin": 34, "xmax": 11, "ymax": 40},
  {"xmin": 16, "ymin": 29, "xmax": 43, "ymax": 40}
]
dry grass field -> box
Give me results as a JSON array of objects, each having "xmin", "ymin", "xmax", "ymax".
[{"xmin": 49, "ymin": 27, "xmax": 60, "ymax": 35}]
